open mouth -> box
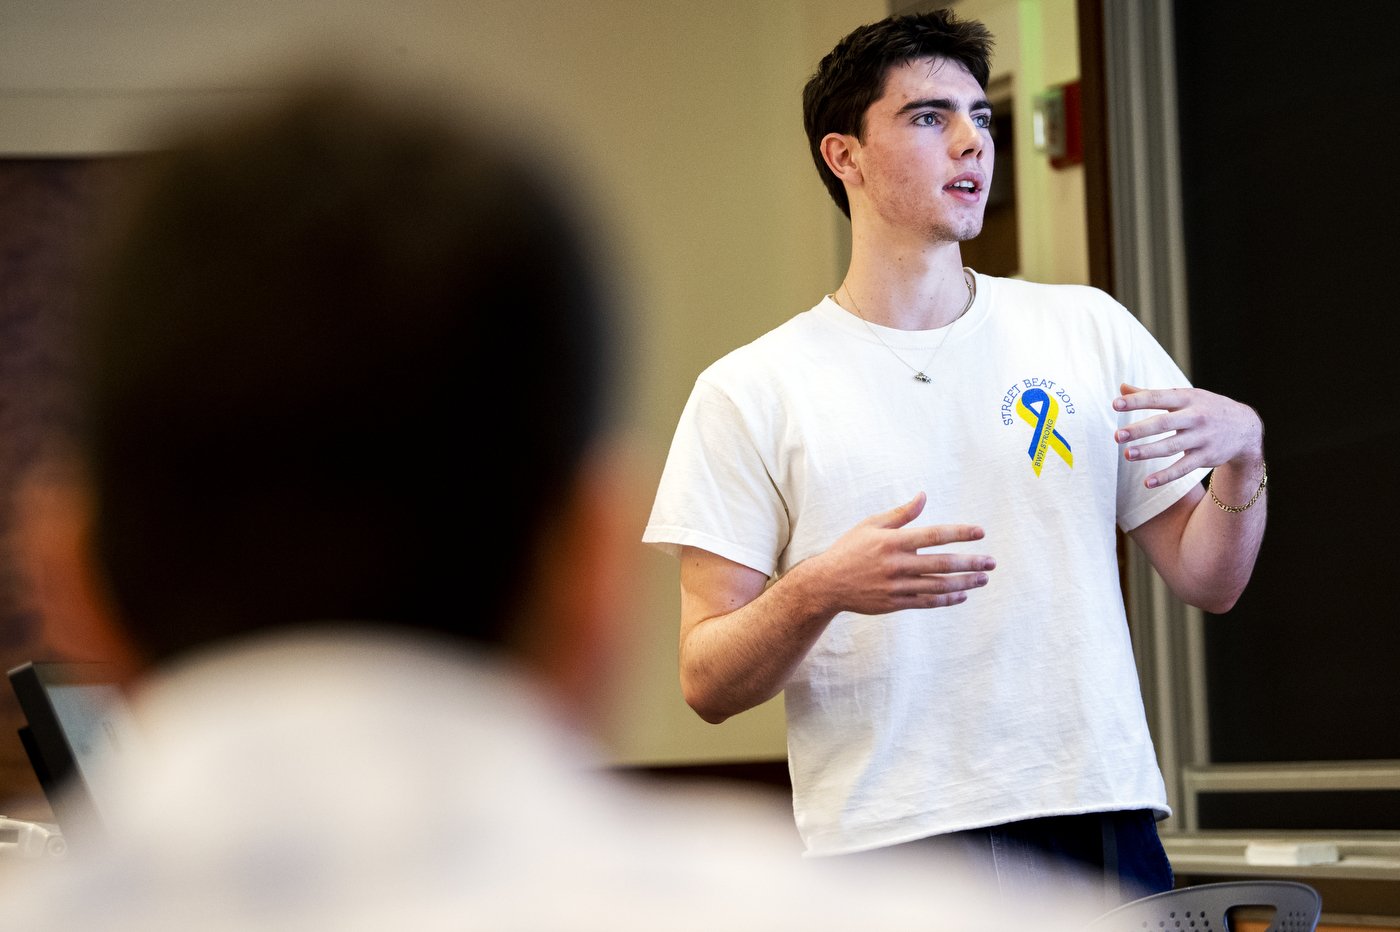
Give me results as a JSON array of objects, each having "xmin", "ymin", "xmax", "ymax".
[{"xmin": 945, "ymin": 178, "xmax": 982, "ymax": 195}]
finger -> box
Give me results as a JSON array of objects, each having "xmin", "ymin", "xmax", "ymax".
[
  {"xmin": 901, "ymin": 523, "xmax": 986, "ymax": 549},
  {"xmin": 1124, "ymin": 436, "xmax": 1189, "ymax": 462},
  {"xmin": 892, "ymin": 571, "xmax": 990, "ymax": 597},
  {"xmin": 1115, "ymin": 411, "xmax": 1201, "ymax": 444},
  {"xmin": 903, "ymin": 553, "xmax": 997, "ymax": 575},
  {"xmin": 894, "ymin": 590, "xmax": 971, "ymax": 610},
  {"xmin": 1144, "ymin": 452, "xmax": 1207, "ymax": 489},
  {"xmin": 870, "ymin": 492, "xmax": 927, "ymax": 529},
  {"xmin": 1113, "ymin": 385, "xmax": 1188, "ymax": 413}
]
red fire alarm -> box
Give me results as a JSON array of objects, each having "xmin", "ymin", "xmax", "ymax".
[
  {"xmin": 1034, "ymin": 80, "xmax": 1083, "ymax": 169},
  {"xmin": 1054, "ymin": 80, "xmax": 1083, "ymax": 169}
]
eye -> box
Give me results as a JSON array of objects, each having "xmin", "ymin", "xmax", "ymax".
[
  {"xmin": 973, "ymin": 112, "xmax": 992, "ymax": 129},
  {"xmin": 913, "ymin": 112, "xmax": 941, "ymax": 126}
]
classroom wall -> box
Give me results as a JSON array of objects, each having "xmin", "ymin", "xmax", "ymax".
[{"xmin": 0, "ymin": 0, "xmax": 885, "ymax": 767}]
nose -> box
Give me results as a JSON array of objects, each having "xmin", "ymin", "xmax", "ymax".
[{"xmin": 948, "ymin": 112, "xmax": 985, "ymax": 160}]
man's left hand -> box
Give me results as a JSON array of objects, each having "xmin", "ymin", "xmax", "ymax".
[{"xmin": 1112, "ymin": 383, "xmax": 1263, "ymax": 489}]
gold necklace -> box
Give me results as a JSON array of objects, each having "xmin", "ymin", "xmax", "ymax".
[{"xmin": 840, "ymin": 269, "xmax": 975, "ymax": 383}]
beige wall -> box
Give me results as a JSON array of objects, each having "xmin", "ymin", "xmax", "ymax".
[{"xmin": 0, "ymin": 0, "xmax": 888, "ymax": 765}]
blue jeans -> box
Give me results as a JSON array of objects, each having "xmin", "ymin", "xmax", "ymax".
[{"xmin": 877, "ymin": 810, "xmax": 1174, "ymax": 909}]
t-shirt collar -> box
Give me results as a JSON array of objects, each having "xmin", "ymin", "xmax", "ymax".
[{"xmin": 815, "ymin": 270, "xmax": 991, "ymax": 349}]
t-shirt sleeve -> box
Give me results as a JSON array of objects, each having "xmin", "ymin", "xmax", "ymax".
[
  {"xmin": 1115, "ymin": 312, "xmax": 1212, "ymax": 532},
  {"xmin": 642, "ymin": 378, "xmax": 789, "ymax": 577}
]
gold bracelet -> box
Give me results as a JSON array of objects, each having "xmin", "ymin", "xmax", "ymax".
[{"xmin": 1208, "ymin": 462, "xmax": 1267, "ymax": 513}]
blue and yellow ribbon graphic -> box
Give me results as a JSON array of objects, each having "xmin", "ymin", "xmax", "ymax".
[{"xmin": 1016, "ymin": 388, "xmax": 1073, "ymax": 476}]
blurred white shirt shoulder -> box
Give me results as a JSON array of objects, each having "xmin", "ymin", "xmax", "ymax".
[{"xmin": 0, "ymin": 629, "xmax": 1071, "ymax": 931}]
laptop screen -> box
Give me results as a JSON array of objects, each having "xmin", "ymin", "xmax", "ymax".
[{"xmin": 9, "ymin": 662, "xmax": 138, "ymax": 841}]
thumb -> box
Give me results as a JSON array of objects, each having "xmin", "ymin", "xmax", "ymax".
[
  {"xmin": 1119, "ymin": 383, "xmax": 1143, "ymax": 396},
  {"xmin": 873, "ymin": 492, "xmax": 927, "ymax": 528}
]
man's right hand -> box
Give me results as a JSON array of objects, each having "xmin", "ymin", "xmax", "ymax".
[
  {"xmin": 802, "ymin": 491, "xmax": 993, "ymax": 617},
  {"xmin": 678, "ymin": 492, "xmax": 994, "ymax": 723}
]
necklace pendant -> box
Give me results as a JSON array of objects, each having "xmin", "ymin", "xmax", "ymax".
[{"xmin": 913, "ymin": 372, "xmax": 932, "ymax": 383}]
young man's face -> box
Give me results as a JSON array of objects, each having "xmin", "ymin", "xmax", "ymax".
[{"xmin": 853, "ymin": 56, "xmax": 994, "ymax": 243}]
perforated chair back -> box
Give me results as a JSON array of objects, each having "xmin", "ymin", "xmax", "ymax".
[{"xmin": 1086, "ymin": 880, "xmax": 1320, "ymax": 932}]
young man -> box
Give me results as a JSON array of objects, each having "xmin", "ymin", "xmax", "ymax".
[{"xmin": 645, "ymin": 11, "xmax": 1266, "ymax": 899}]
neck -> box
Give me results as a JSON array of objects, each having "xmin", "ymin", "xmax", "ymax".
[{"xmin": 835, "ymin": 217, "xmax": 971, "ymax": 331}]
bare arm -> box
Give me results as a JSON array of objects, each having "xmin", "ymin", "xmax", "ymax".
[
  {"xmin": 679, "ymin": 493, "xmax": 994, "ymax": 723},
  {"xmin": 1118, "ymin": 383, "xmax": 1266, "ymax": 613}
]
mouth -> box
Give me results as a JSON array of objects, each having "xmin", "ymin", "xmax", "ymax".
[{"xmin": 943, "ymin": 173, "xmax": 985, "ymax": 198}]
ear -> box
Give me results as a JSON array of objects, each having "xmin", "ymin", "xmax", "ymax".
[
  {"xmin": 819, "ymin": 131, "xmax": 864, "ymax": 192},
  {"xmin": 508, "ymin": 443, "xmax": 641, "ymax": 729}
]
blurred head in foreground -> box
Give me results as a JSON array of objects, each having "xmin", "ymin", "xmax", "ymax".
[{"xmin": 86, "ymin": 83, "xmax": 624, "ymax": 713}]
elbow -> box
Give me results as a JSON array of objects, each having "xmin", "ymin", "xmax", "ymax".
[
  {"xmin": 1188, "ymin": 583, "xmax": 1244, "ymax": 615},
  {"xmin": 680, "ymin": 674, "xmax": 733, "ymax": 725},
  {"xmin": 1199, "ymin": 593, "xmax": 1240, "ymax": 615},
  {"xmin": 694, "ymin": 707, "xmax": 731, "ymax": 725},
  {"xmin": 1166, "ymin": 565, "xmax": 1249, "ymax": 615}
]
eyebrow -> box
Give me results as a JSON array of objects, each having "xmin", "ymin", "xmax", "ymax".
[{"xmin": 895, "ymin": 97, "xmax": 994, "ymax": 115}]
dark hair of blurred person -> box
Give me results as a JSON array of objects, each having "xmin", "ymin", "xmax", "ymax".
[{"xmin": 86, "ymin": 85, "xmax": 615, "ymax": 680}]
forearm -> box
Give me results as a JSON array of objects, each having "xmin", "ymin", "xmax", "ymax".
[
  {"xmin": 1149, "ymin": 456, "xmax": 1267, "ymax": 612},
  {"xmin": 677, "ymin": 499, "xmax": 991, "ymax": 723},
  {"xmin": 1117, "ymin": 385, "xmax": 1267, "ymax": 613},
  {"xmin": 679, "ymin": 558, "xmax": 836, "ymax": 724}
]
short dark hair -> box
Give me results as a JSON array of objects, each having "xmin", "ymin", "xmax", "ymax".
[
  {"xmin": 85, "ymin": 86, "xmax": 613, "ymax": 661},
  {"xmin": 802, "ymin": 11, "xmax": 994, "ymax": 218}
]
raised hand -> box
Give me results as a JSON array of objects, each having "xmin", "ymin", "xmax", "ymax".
[
  {"xmin": 1113, "ymin": 384, "xmax": 1264, "ymax": 489},
  {"xmin": 805, "ymin": 492, "xmax": 994, "ymax": 616}
]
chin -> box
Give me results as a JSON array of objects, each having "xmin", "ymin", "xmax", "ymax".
[
  {"xmin": 929, "ymin": 216, "xmax": 984, "ymax": 244},
  {"xmin": 954, "ymin": 216, "xmax": 985, "ymax": 243}
]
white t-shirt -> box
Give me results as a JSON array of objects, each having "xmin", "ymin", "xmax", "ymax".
[{"xmin": 644, "ymin": 273, "xmax": 1207, "ymax": 856}]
